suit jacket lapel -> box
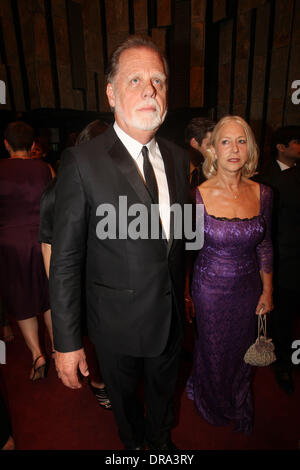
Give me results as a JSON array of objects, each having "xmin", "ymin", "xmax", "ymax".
[
  {"xmin": 107, "ymin": 128, "xmax": 177, "ymax": 253},
  {"xmin": 294, "ymin": 166, "xmax": 300, "ymax": 185},
  {"xmin": 108, "ymin": 129, "xmax": 153, "ymax": 208}
]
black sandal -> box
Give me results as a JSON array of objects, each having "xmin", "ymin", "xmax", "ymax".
[
  {"xmin": 88, "ymin": 380, "xmax": 112, "ymax": 410},
  {"xmin": 30, "ymin": 355, "xmax": 47, "ymax": 381}
]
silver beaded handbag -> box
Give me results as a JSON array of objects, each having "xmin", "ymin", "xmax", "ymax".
[{"xmin": 244, "ymin": 310, "xmax": 276, "ymax": 367}]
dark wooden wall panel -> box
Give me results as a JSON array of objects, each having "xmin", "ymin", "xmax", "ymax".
[
  {"xmin": 213, "ymin": 0, "xmax": 227, "ymax": 23},
  {"xmin": 0, "ymin": 0, "xmax": 25, "ymax": 110},
  {"xmin": 133, "ymin": 0, "xmax": 148, "ymax": 34},
  {"xmin": 217, "ymin": 19, "xmax": 233, "ymax": 119},
  {"xmin": 51, "ymin": 0, "xmax": 83, "ymax": 110},
  {"xmin": 190, "ymin": 0, "xmax": 206, "ymax": 107},
  {"xmin": 67, "ymin": 0, "xmax": 87, "ymax": 90},
  {"xmin": 0, "ymin": 0, "xmax": 298, "ymax": 144},
  {"xmin": 17, "ymin": 0, "xmax": 37, "ymax": 109},
  {"xmin": 34, "ymin": 10, "xmax": 56, "ymax": 108},
  {"xmin": 249, "ymin": 1, "xmax": 270, "ymax": 145},
  {"xmin": 169, "ymin": 0, "xmax": 190, "ymax": 109},
  {"xmin": 214, "ymin": 0, "xmax": 299, "ymax": 154},
  {"xmin": 18, "ymin": 0, "xmax": 55, "ymax": 109},
  {"xmin": 151, "ymin": 27, "xmax": 167, "ymax": 55},
  {"xmin": 266, "ymin": 0, "xmax": 294, "ymax": 130},
  {"xmin": 157, "ymin": 0, "xmax": 171, "ymax": 27},
  {"xmin": 81, "ymin": 0, "xmax": 106, "ymax": 112},
  {"xmin": 238, "ymin": 0, "xmax": 268, "ymax": 14},
  {"xmin": 284, "ymin": 0, "xmax": 300, "ymax": 124},
  {"xmin": 105, "ymin": 0, "xmax": 129, "ymax": 58},
  {"xmin": 232, "ymin": 10, "xmax": 252, "ymax": 118}
]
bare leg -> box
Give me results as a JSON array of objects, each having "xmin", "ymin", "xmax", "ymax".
[
  {"xmin": 0, "ymin": 298, "xmax": 14, "ymax": 342},
  {"xmin": 2, "ymin": 324, "xmax": 14, "ymax": 342},
  {"xmin": 17, "ymin": 317, "xmax": 45, "ymax": 378}
]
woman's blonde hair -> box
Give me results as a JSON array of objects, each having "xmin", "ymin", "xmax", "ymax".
[{"xmin": 203, "ymin": 115, "xmax": 259, "ymax": 179}]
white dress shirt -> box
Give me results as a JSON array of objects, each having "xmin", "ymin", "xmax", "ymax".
[
  {"xmin": 276, "ymin": 160, "xmax": 292, "ymax": 171},
  {"xmin": 113, "ymin": 122, "xmax": 170, "ymax": 240}
]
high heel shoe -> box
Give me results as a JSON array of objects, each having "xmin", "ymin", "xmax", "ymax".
[
  {"xmin": 30, "ymin": 355, "xmax": 47, "ymax": 381},
  {"xmin": 88, "ymin": 380, "xmax": 112, "ymax": 410}
]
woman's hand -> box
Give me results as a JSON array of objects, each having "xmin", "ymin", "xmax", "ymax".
[
  {"xmin": 256, "ymin": 291, "xmax": 273, "ymax": 315},
  {"xmin": 185, "ymin": 292, "xmax": 195, "ymax": 323}
]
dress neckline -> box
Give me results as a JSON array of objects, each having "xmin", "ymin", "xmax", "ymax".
[{"xmin": 197, "ymin": 184, "xmax": 262, "ymax": 222}]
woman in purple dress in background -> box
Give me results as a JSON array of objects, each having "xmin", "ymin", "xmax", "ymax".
[
  {"xmin": 0, "ymin": 121, "xmax": 54, "ymax": 381},
  {"xmin": 185, "ymin": 116, "xmax": 273, "ymax": 434}
]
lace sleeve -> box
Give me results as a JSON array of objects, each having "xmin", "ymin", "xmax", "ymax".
[{"xmin": 256, "ymin": 184, "xmax": 273, "ymax": 273}]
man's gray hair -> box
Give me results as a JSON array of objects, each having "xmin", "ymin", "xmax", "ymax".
[{"xmin": 106, "ymin": 35, "xmax": 169, "ymax": 84}]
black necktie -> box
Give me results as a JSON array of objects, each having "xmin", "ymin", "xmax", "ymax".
[
  {"xmin": 142, "ymin": 146, "xmax": 158, "ymax": 204},
  {"xmin": 190, "ymin": 168, "xmax": 199, "ymax": 189}
]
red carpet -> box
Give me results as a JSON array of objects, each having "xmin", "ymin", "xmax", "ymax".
[{"xmin": 1, "ymin": 319, "xmax": 299, "ymax": 450}]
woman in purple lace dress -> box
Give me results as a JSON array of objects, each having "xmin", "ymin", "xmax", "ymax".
[{"xmin": 185, "ymin": 116, "xmax": 273, "ymax": 434}]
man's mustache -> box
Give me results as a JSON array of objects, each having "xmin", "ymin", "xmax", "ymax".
[{"xmin": 134, "ymin": 98, "xmax": 160, "ymax": 113}]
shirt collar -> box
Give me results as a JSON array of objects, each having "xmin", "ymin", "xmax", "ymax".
[
  {"xmin": 276, "ymin": 159, "xmax": 295, "ymax": 171},
  {"xmin": 114, "ymin": 122, "xmax": 157, "ymax": 161}
]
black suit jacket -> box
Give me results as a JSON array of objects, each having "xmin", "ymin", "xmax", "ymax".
[
  {"xmin": 49, "ymin": 126, "xmax": 190, "ymax": 357},
  {"xmin": 273, "ymin": 165, "xmax": 300, "ymax": 290},
  {"xmin": 255, "ymin": 159, "xmax": 282, "ymax": 188},
  {"xmin": 257, "ymin": 160, "xmax": 300, "ymax": 289}
]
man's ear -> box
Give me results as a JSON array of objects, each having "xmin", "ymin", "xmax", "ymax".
[
  {"xmin": 276, "ymin": 143, "xmax": 286, "ymax": 154},
  {"xmin": 106, "ymin": 82, "xmax": 115, "ymax": 108},
  {"xmin": 190, "ymin": 137, "xmax": 200, "ymax": 151}
]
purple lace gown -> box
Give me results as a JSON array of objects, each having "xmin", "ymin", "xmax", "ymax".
[{"xmin": 186, "ymin": 183, "xmax": 273, "ymax": 434}]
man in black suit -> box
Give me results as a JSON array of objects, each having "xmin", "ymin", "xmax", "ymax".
[
  {"xmin": 258, "ymin": 126, "xmax": 300, "ymax": 186},
  {"xmin": 258, "ymin": 126, "xmax": 300, "ymax": 394},
  {"xmin": 49, "ymin": 36, "xmax": 189, "ymax": 450}
]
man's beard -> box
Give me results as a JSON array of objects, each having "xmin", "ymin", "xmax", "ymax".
[{"xmin": 114, "ymin": 95, "xmax": 167, "ymax": 131}]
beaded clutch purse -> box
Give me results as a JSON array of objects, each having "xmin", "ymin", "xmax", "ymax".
[{"xmin": 244, "ymin": 309, "xmax": 276, "ymax": 367}]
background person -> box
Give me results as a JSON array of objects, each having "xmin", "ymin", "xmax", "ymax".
[
  {"xmin": 0, "ymin": 389, "xmax": 15, "ymax": 450},
  {"xmin": 184, "ymin": 117, "xmax": 215, "ymax": 189},
  {"xmin": 257, "ymin": 126, "xmax": 300, "ymax": 394},
  {"xmin": 31, "ymin": 137, "xmax": 48, "ymax": 160},
  {"xmin": 0, "ymin": 121, "xmax": 54, "ymax": 381},
  {"xmin": 269, "ymin": 164, "xmax": 300, "ymax": 394},
  {"xmin": 31, "ymin": 137, "xmax": 56, "ymax": 175},
  {"xmin": 0, "ymin": 298, "xmax": 14, "ymax": 343},
  {"xmin": 185, "ymin": 115, "xmax": 273, "ymax": 434},
  {"xmin": 258, "ymin": 126, "xmax": 300, "ymax": 185}
]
